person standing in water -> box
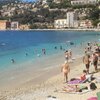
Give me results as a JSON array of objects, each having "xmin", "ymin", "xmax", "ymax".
[
  {"xmin": 61, "ymin": 61, "xmax": 70, "ymax": 83},
  {"xmin": 68, "ymin": 49, "xmax": 72, "ymax": 62},
  {"xmin": 65, "ymin": 50, "xmax": 69, "ymax": 62}
]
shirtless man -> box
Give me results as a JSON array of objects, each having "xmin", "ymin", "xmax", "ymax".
[
  {"xmin": 92, "ymin": 53, "xmax": 98, "ymax": 72},
  {"xmin": 83, "ymin": 54, "xmax": 90, "ymax": 74},
  {"xmin": 61, "ymin": 61, "xmax": 70, "ymax": 83}
]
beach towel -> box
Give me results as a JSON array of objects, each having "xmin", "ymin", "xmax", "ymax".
[
  {"xmin": 67, "ymin": 79, "xmax": 83, "ymax": 84},
  {"xmin": 87, "ymin": 97, "xmax": 98, "ymax": 100},
  {"xmin": 68, "ymin": 75, "xmax": 92, "ymax": 84},
  {"xmin": 58, "ymin": 89, "xmax": 90, "ymax": 94},
  {"xmin": 57, "ymin": 85, "xmax": 90, "ymax": 94},
  {"xmin": 97, "ymin": 92, "xmax": 100, "ymax": 100}
]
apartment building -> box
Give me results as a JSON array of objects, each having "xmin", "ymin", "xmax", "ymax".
[
  {"xmin": 71, "ymin": 0, "xmax": 97, "ymax": 5},
  {"xmin": 54, "ymin": 19, "xmax": 67, "ymax": 29}
]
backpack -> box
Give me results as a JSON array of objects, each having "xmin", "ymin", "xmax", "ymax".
[{"xmin": 90, "ymin": 82, "xmax": 97, "ymax": 90}]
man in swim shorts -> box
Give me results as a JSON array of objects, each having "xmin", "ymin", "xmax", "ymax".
[
  {"xmin": 92, "ymin": 53, "xmax": 98, "ymax": 71},
  {"xmin": 83, "ymin": 53, "xmax": 90, "ymax": 74}
]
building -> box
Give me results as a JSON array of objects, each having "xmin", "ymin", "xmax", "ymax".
[
  {"xmin": 67, "ymin": 11, "xmax": 78, "ymax": 28},
  {"xmin": 54, "ymin": 11, "xmax": 79, "ymax": 29},
  {"xmin": 97, "ymin": 22, "xmax": 100, "ymax": 29},
  {"xmin": 79, "ymin": 20, "xmax": 93, "ymax": 28},
  {"xmin": 53, "ymin": 0, "xmax": 63, "ymax": 3},
  {"xmin": 42, "ymin": 0, "xmax": 47, "ymax": 5},
  {"xmin": 0, "ymin": 20, "xmax": 7, "ymax": 30},
  {"xmin": 54, "ymin": 19, "xmax": 67, "ymax": 29},
  {"xmin": 11, "ymin": 22, "xmax": 19, "ymax": 30},
  {"xmin": 71, "ymin": 0, "xmax": 97, "ymax": 5},
  {"xmin": 6, "ymin": 21, "xmax": 11, "ymax": 29},
  {"xmin": 19, "ymin": 24, "xmax": 29, "ymax": 30}
]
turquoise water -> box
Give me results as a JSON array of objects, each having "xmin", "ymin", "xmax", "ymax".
[{"xmin": 0, "ymin": 30, "xmax": 100, "ymax": 70}]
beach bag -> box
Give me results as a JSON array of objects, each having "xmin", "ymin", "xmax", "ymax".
[{"xmin": 90, "ymin": 82, "xmax": 97, "ymax": 90}]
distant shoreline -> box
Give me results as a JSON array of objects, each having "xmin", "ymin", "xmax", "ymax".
[{"xmin": 0, "ymin": 28, "xmax": 100, "ymax": 31}]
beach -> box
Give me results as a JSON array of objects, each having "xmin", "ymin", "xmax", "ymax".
[
  {"xmin": 0, "ymin": 53, "xmax": 100, "ymax": 100},
  {"xmin": 0, "ymin": 30, "xmax": 100, "ymax": 100}
]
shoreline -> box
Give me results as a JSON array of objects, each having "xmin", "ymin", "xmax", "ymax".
[
  {"xmin": 0, "ymin": 55, "xmax": 83, "ymax": 97},
  {"xmin": 0, "ymin": 43, "xmax": 84, "ymax": 91},
  {"xmin": 0, "ymin": 51, "xmax": 82, "ymax": 90},
  {"xmin": 0, "ymin": 28, "xmax": 100, "ymax": 31},
  {"xmin": 0, "ymin": 31, "xmax": 100, "ymax": 100},
  {"xmin": 0, "ymin": 56, "xmax": 100, "ymax": 100}
]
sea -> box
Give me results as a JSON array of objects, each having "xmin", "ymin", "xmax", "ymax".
[{"xmin": 0, "ymin": 30, "xmax": 100, "ymax": 71}]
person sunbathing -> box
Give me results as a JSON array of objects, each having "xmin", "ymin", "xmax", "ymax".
[
  {"xmin": 69, "ymin": 70, "xmax": 93, "ymax": 84},
  {"xmin": 70, "ymin": 70, "xmax": 87, "ymax": 81},
  {"xmin": 63, "ymin": 85, "xmax": 88, "ymax": 93}
]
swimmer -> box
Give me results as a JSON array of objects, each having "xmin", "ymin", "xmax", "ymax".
[
  {"xmin": 11, "ymin": 59, "xmax": 15, "ymax": 63},
  {"xmin": 60, "ymin": 46, "xmax": 62, "ymax": 50},
  {"xmin": 25, "ymin": 53, "xmax": 28, "ymax": 56},
  {"xmin": 54, "ymin": 46, "xmax": 57, "ymax": 49},
  {"xmin": 42, "ymin": 49, "xmax": 46, "ymax": 55}
]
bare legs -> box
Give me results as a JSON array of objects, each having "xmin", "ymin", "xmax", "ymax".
[{"xmin": 63, "ymin": 73, "xmax": 68, "ymax": 83}]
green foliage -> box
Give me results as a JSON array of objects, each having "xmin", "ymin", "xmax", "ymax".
[
  {"xmin": 92, "ymin": 19, "xmax": 100, "ymax": 27},
  {"xmin": 48, "ymin": 0, "xmax": 71, "ymax": 9},
  {"xmin": 72, "ymin": 4, "xmax": 96, "ymax": 9},
  {"xmin": 88, "ymin": 7, "xmax": 100, "ymax": 26},
  {"xmin": 89, "ymin": 8, "xmax": 100, "ymax": 20}
]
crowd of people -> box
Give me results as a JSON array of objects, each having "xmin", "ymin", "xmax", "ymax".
[{"xmin": 61, "ymin": 42, "xmax": 100, "ymax": 83}]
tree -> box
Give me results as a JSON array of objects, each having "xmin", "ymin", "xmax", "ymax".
[{"xmin": 88, "ymin": 8, "xmax": 100, "ymax": 26}]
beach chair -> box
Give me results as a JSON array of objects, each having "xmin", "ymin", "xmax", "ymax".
[{"xmin": 97, "ymin": 92, "xmax": 100, "ymax": 100}]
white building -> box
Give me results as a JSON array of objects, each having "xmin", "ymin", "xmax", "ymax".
[
  {"xmin": 71, "ymin": 0, "xmax": 97, "ymax": 5},
  {"xmin": 54, "ymin": 11, "xmax": 79, "ymax": 29},
  {"xmin": 97, "ymin": 22, "xmax": 100, "ymax": 29},
  {"xmin": 67, "ymin": 11, "xmax": 78, "ymax": 28},
  {"xmin": 11, "ymin": 21, "xmax": 19, "ymax": 30},
  {"xmin": 54, "ymin": 19, "xmax": 67, "ymax": 29},
  {"xmin": 42, "ymin": 0, "xmax": 47, "ymax": 4},
  {"xmin": 53, "ymin": 0, "xmax": 63, "ymax": 3}
]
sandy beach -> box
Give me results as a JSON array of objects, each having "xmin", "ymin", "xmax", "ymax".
[
  {"xmin": 0, "ymin": 52, "xmax": 100, "ymax": 100},
  {"xmin": 0, "ymin": 31, "xmax": 100, "ymax": 100}
]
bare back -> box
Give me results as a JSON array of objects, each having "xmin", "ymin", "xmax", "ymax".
[
  {"xmin": 83, "ymin": 55, "xmax": 90, "ymax": 64},
  {"xmin": 62, "ymin": 63, "xmax": 70, "ymax": 74}
]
